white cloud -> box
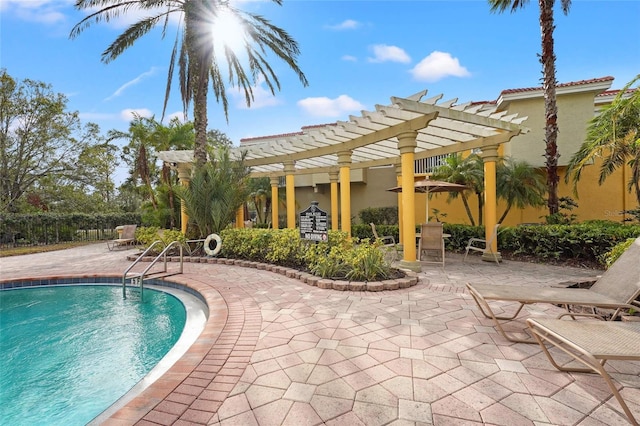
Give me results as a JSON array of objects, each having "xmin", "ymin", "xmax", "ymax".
[
  {"xmin": 231, "ymin": 78, "xmax": 283, "ymax": 109},
  {"xmin": 326, "ymin": 19, "xmax": 361, "ymax": 30},
  {"xmin": 120, "ymin": 108, "xmax": 153, "ymax": 121},
  {"xmin": 1, "ymin": 0, "xmax": 71, "ymax": 24},
  {"xmin": 342, "ymin": 55, "xmax": 357, "ymax": 62},
  {"xmin": 166, "ymin": 111, "xmax": 187, "ymax": 123},
  {"xmin": 297, "ymin": 95, "xmax": 365, "ymax": 118},
  {"xmin": 105, "ymin": 67, "xmax": 158, "ymax": 101},
  {"xmin": 410, "ymin": 51, "xmax": 471, "ymax": 82},
  {"xmin": 368, "ymin": 45, "xmax": 411, "ymax": 64},
  {"xmin": 78, "ymin": 112, "xmax": 117, "ymax": 121}
]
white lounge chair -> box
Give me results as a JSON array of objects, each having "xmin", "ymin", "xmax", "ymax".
[
  {"xmin": 467, "ymin": 236, "xmax": 640, "ymax": 343},
  {"xmin": 527, "ymin": 318, "xmax": 640, "ymax": 425},
  {"xmin": 106, "ymin": 225, "xmax": 137, "ymax": 251}
]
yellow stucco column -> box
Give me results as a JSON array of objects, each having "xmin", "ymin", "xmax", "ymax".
[
  {"xmin": 338, "ymin": 151, "xmax": 352, "ymax": 235},
  {"xmin": 270, "ymin": 176, "xmax": 279, "ymax": 229},
  {"xmin": 329, "ymin": 169, "xmax": 339, "ymax": 231},
  {"xmin": 481, "ymin": 145, "xmax": 502, "ymax": 262},
  {"xmin": 397, "ymin": 132, "xmax": 420, "ymax": 272},
  {"xmin": 236, "ymin": 206, "xmax": 245, "ymax": 228},
  {"xmin": 284, "ymin": 161, "xmax": 296, "ymax": 229},
  {"xmin": 177, "ymin": 164, "xmax": 191, "ymax": 235},
  {"xmin": 395, "ymin": 164, "xmax": 403, "ymax": 245}
]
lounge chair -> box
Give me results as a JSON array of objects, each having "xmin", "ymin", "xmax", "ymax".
[
  {"xmin": 464, "ymin": 223, "xmax": 500, "ymax": 264},
  {"xmin": 418, "ymin": 222, "xmax": 445, "ymax": 266},
  {"xmin": 466, "ymin": 236, "xmax": 640, "ymax": 343},
  {"xmin": 107, "ymin": 225, "xmax": 137, "ymax": 251},
  {"xmin": 527, "ymin": 318, "xmax": 640, "ymax": 425}
]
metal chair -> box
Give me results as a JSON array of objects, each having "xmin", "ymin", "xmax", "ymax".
[
  {"xmin": 370, "ymin": 223, "xmax": 398, "ymax": 263},
  {"xmin": 417, "ymin": 222, "xmax": 445, "ymax": 266},
  {"xmin": 464, "ymin": 223, "xmax": 500, "ymax": 264}
]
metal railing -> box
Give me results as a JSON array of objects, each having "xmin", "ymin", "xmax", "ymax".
[{"xmin": 122, "ymin": 240, "xmax": 183, "ymax": 301}]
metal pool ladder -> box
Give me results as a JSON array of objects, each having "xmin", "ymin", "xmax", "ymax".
[{"xmin": 122, "ymin": 240, "xmax": 183, "ymax": 301}]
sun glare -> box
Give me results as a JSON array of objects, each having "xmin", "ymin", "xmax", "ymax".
[{"xmin": 210, "ymin": 7, "xmax": 247, "ymax": 56}]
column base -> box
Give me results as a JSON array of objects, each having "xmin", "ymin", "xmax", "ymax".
[
  {"xmin": 482, "ymin": 251, "xmax": 502, "ymax": 263},
  {"xmin": 398, "ymin": 260, "xmax": 422, "ymax": 272}
]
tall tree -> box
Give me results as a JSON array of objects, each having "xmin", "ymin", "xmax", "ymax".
[
  {"xmin": 489, "ymin": 0, "xmax": 572, "ymax": 216},
  {"xmin": 109, "ymin": 115, "xmax": 160, "ymax": 209},
  {"xmin": 149, "ymin": 118, "xmax": 195, "ymax": 228},
  {"xmin": 566, "ymin": 74, "xmax": 640, "ymax": 205},
  {"xmin": 0, "ymin": 70, "xmax": 87, "ymax": 213},
  {"xmin": 71, "ymin": 0, "xmax": 308, "ymax": 167}
]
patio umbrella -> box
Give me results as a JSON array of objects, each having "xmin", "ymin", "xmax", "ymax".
[{"xmin": 387, "ymin": 178, "xmax": 469, "ymax": 221}]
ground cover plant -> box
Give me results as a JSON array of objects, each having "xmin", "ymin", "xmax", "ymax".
[{"xmin": 220, "ymin": 228, "xmax": 396, "ymax": 282}]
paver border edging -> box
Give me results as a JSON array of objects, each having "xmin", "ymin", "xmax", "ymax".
[{"xmin": 126, "ymin": 255, "xmax": 420, "ymax": 291}]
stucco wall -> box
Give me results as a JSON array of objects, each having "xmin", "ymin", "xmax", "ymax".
[{"xmin": 504, "ymin": 91, "xmax": 595, "ymax": 168}]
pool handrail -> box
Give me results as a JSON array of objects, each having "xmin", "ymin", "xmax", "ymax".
[{"xmin": 123, "ymin": 240, "xmax": 184, "ymax": 300}]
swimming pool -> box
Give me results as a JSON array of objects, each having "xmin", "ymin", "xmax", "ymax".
[{"xmin": 0, "ymin": 283, "xmax": 206, "ymax": 426}]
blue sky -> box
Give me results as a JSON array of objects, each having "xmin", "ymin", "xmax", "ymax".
[{"xmin": 2, "ymin": 0, "xmax": 639, "ymax": 149}]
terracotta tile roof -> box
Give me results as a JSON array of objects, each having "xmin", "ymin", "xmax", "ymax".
[
  {"xmin": 301, "ymin": 123, "xmax": 336, "ymax": 130},
  {"xmin": 500, "ymin": 76, "xmax": 614, "ymax": 96},
  {"xmin": 240, "ymin": 131, "xmax": 304, "ymax": 143},
  {"xmin": 596, "ymin": 88, "xmax": 636, "ymax": 98},
  {"xmin": 470, "ymin": 100, "xmax": 497, "ymax": 106},
  {"xmin": 240, "ymin": 123, "xmax": 336, "ymax": 144}
]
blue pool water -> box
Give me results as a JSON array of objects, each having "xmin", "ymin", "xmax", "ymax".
[{"xmin": 0, "ymin": 285, "xmax": 186, "ymax": 426}]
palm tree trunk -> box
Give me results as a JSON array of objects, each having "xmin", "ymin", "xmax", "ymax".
[
  {"xmin": 186, "ymin": 5, "xmax": 210, "ymax": 168},
  {"xmin": 539, "ymin": 0, "xmax": 560, "ymax": 215},
  {"xmin": 498, "ymin": 204, "xmax": 512, "ymax": 224},
  {"xmin": 163, "ymin": 164, "xmax": 176, "ymax": 229},
  {"xmin": 461, "ymin": 194, "xmax": 476, "ymax": 226},
  {"xmin": 476, "ymin": 192, "xmax": 484, "ymax": 226}
]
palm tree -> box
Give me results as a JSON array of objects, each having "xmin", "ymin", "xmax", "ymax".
[
  {"xmin": 71, "ymin": 0, "xmax": 308, "ymax": 167},
  {"xmin": 247, "ymin": 177, "xmax": 270, "ymax": 224},
  {"xmin": 175, "ymin": 146, "xmax": 250, "ymax": 236},
  {"xmin": 488, "ymin": 0, "xmax": 572, "ymax": 216},
  {"xmin": 566, "ymin": 74, "xmax": 640, "ymax": 205},
  {"xmin": 431, "ymin": 154, "xmax": 484, "ymax": 225},
  {"xmin": 109, "ymin": 115, "xmax": 159, "ymax": 209},
  {"xmin": 149, "ymin": 118, "xmax": 195, "ymax": 228},
  {"xmin": 496, "ymin": 157, "xmax": 547, "ymax": 223}
]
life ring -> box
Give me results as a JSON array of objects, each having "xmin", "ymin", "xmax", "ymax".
[{"xmin": 204, "ymin": 233, "xmax": 222, "ymax": 256}]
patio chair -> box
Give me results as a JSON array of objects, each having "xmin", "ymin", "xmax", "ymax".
[
  {"xmin": 106, "ymin": 224, "xmax": 137, "ymax": 251},
  {"xmin": 370, "ymin": 223, "xmax": 398, "ymax": 263},
  {"xmin": 417, "ymin": 222, "xmax": 445, "ymax": 266},
  {"xmin": 466, "ymin": 236, "xmax": 640, "ymax": 343},
  {"xmin": 370, "ymin": 223, "xmax": 395, "ymax": 245},
  {"xmin": 463, "ymin": 223, "xmax": 500, "ymax": 264},
  {"xmin": 527, "ymin": 318, "xmax": 640, "ymax": 425}
]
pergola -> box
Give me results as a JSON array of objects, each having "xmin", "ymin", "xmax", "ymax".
[{"xmin": 158, "ymin": 90, "xmax": 528, "ymax": 270}]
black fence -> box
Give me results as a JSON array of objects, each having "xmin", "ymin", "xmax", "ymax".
[{"xmin": 0, "ymin": 213, "xmax": 141, "ymax": 250}]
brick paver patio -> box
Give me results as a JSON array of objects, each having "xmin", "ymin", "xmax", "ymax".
[{"xmin": 1, "ymin": 244, "xmax": 638, "ymax": 425}]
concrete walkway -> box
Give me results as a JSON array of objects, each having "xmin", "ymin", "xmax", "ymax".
[{"xmin": 1, "ymin": 244, "xmax": 638, "ymax": 425}]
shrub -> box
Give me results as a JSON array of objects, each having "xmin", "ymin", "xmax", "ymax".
[
  {"xmin": 220, "ymin": 228, "xmax": 391, "ymax": 281},
  {"xmin": 603, "ymin": 238, "xmax": 635, "ymax": 268},
  {"xmin": 359, "ymin": 207, "xmax": 398, "ymax": 225},
  {"xmin": 135, "ymin": 227, "xmax": 186, "ymax": 254}
]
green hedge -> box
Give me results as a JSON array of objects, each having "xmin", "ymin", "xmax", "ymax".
[{"xmin": 352, "ymin": 221, "xmax": 640, "ymax": 265}]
